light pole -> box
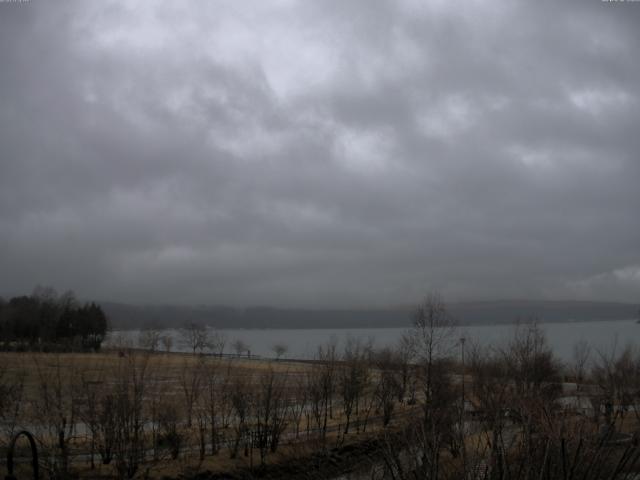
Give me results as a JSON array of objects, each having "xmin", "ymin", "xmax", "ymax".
[{"xmin": 460, "ymin": 336, "xmax": 466, "ymax": 477}]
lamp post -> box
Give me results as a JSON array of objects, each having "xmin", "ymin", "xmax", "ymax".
[{"xmin": 460, "ymin": 336, "xmax": 466, "ymax": 477}]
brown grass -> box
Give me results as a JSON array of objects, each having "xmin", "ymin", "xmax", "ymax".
[
  {"xmin": 1, "ymin": 350, "xmax": 402, "ymax": 479},
  {"xmin": 0, "ymin": 350, "xmax": 311, "ymax": 388}
]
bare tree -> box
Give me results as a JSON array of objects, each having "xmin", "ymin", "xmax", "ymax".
[
  {"xmin": 179, "ymin": 356, "xmax": 205, "ymax": 428},
  {"xmin": 501, "ymin": 323, "xmax": 562, "ymax": 473},
  {"xmin": 196, "ymin": 401, "xmax": 208, "ymax": 463},
  {"xmin": 0, "ymin": 363, "xmax": 25, "ymax": 449},
  {"xmin": 180, "ymin": 322, "xmax": 209, "ymax": 355},
  {"xmin": 502, "ymin": 322, "xmax": 561, "ymax": 398},
  {"xmin": 373, "ymin": 348, "xmax": 400, "ymax": 427},
  {"xmin": 229, "ymin": 373, "xmax": 252, "ymax": 459},
  {"xmin": 592, "ymin": 344, "xmax": 638, "ymax": 427},
  {"xmin": 386, "ymin": 291, "xmax": 458, "ymax": 478},
  {"xmin": 307, "ymin": 366, "xmax": 328, "ymax": 444},
  {"xmin": 318, "ymin": 337, "xmax": 338, "ymax": 419},
  {"xmin": 208, "ymin": 328, "xmax": 227, "ymax": 357},
  {"xmin": 411, "ymin": 292, "xmax": 456, "ymax": 402},
  {"xmin": 271, "ymin": 343, "xmax": 288, "ymax": 360},
  {"xmin": 232, "ymin": 339, "xmax": 249, "ymax": 357},
  {"xmin": 78, "ymin": 362, "xmax": 108, "ymax": 470},
  {"xmin": 96, "ymin": 390, "xmax": 118, "ymax": 465},
  {"xmin": 147, "ymin": 360, "xmax": 165, "ymax": 462},
  {"xmin": 253, "ymin": 368, "xmax": 288, "ymax": 466},
  {"xmin": 306, "ymin": 339, "xmax": 339, "ymax": 448},
  {"xmin": 32, "ymin": 354, "xmax": 81, "ymax": 478},
  {"xmin": 161, "ymin": 334, "xmax": 173, "ymax": 353},
  {"xmin": 339, "ymin": 336, "xmax": 370, "ymax": 434},
  {"xmin": 571, "ymin": 339, "xmax": 592, "ymax": 383},
  {"xmin": 138, "ymin": 328, "xmax": 161, "ymax": 352},
  {"xmin": 289, "ymin": 374, "xmax": 308, "ymax": 439},
  {"xmin": 201, "ymin": 358, "xmax": 221, "ymax": 455},
  {"xmin": 157, "ymin": 400, "xmax": 182, "ymax": 460},
  {"xmin": 112, "ymin": 351, "xmax": 150, "ymax": 479},
  {"xmin": 393, "ymin": 335, "xmax": 414, "ymax": 403},
  {"xmin": 468, "ymin": 343, "xmax": 513, "ymax": 477}
]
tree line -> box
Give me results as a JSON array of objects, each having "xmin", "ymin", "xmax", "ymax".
[{"xmin": 0, "ymin": 286, "xmax": 108, "ymax": 351}]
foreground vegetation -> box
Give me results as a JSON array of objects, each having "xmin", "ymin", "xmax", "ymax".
[{"xmin": 2, "ymin": 293, "xmax": 640, "ymax": 479}]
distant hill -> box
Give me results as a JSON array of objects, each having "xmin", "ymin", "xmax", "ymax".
[
  {"xmin": 448, "ymin": 300, "xmax": 639, "ymax": 325},
  {"xmin": 102, "ymin": 300, "xmax": 639, "ymax": 330}
]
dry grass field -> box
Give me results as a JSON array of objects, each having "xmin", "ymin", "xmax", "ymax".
[
  {"xmin": 0, "ymin": 349, "xmax": 411, "ymax": 479},
  {"xmin": 3, "ymin": 322, "xmax": 640, "ymax": 479}
]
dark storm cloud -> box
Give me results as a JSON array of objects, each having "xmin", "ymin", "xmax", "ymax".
[{"xmin": 1, "ymin": 0, "xmax": 639, "ymax": 307}]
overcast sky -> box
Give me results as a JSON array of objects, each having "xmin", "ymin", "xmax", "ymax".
[{"xmin": 1, "ymin": 0, "xmax": 639, "ymax": 307}]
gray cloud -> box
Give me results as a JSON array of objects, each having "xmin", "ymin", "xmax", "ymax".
[{"xmin": 1, "ymin": 0, "xmax": 639, "ymax": 307}]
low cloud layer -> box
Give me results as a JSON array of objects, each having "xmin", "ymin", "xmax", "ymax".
[{"xmin": 1, "ymin": 0, "xmax": 639, "ymax": 307}]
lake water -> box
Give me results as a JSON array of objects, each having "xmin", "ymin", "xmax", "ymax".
[{"xmin": 109, "ymin": 319, "xmax": 640, "ymax": 363}]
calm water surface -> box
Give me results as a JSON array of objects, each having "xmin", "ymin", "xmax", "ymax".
[{"xmin": 110, "ymin": 319, "xmax": 640, "ymax": 362}]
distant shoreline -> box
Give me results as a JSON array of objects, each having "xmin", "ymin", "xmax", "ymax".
[
  {"xmin": 110, "ymin": 317, "xmax": 638, "ymax": 331},
  {"xmin": 101, "ymin": 299, "xmax": 639, "ymax": 330}
]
